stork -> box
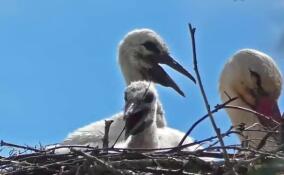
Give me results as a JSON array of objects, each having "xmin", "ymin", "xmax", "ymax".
[
  {"xmin": 117, "ymin": 81, "xmax": 199, "ymax": 151},
  {"xmin": 62, "ymin": 29, "xmax": 196, "ymax": 147},
  {"xmin": 120, "ymin": 81, "xmax": 159, "ymax": 149},
  {"xmin": 219, "ymin": 49, "xmax": 282, "ymax": 151}
]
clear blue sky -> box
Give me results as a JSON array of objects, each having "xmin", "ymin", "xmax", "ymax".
[{"xmin": 0, "ymin": 0, "xmax": 283, "ymax": 150}]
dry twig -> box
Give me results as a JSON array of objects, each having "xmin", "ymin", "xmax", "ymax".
[
  {"xmin": 186, "ymin": 23, "xmax": 231, "ymax": 169},
  {"xmin": 2, "ymin": 24, "xmax": 284, "ymax": 175},
  {"xmin": 178, "ymin": 96, "xmax": 238, "ymax": 147}
]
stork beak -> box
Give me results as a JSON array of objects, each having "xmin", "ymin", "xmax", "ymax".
[
  {"xmin": 147, "ymin": 53, "xmax": 195, "ymax": 97},
  {"xmin": 255, "ymin": 96, "xmax": 282, "ymax": 128},
  {"xmin": 124, "ymin": 102, "xmax": 140, "ymax": 118},
  {"xmin": 124, "ymin": 102, "xmax": 149, "ymax": 137},
  {"xmin": 156, "ymin": 54, "xmax": 196, "ymax": 84}
]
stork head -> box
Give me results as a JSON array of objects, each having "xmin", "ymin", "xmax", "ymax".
[
  {"xmin": 118, "ymin": 28, "xmax": 196, "ymax": 97},
  {"xmin": 123, "ymin": 81, "xmax": 158, "ymax": 138},
  {"xmin": 219, "ymin": 49, "xmax": 282, "ymax": 128}
]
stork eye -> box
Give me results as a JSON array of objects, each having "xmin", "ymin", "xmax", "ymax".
[
  {"xmin": 142, "ymin": 41, "xmax": 161, "ymax": 54},
  {"xmin": 249, "ymin": 69, "xmax": 268, "ymax": 96},
  {"xmin": 144, "ymin": 93, "xmax": 154, "ymax": 103},
  {"xmin": 249, "ymin": 70, "xmax": 262, "ymax": 88}
]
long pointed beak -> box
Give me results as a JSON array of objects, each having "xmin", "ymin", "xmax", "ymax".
[
  {"xmin": 156, "ymin": 54, "xmax": 196, "ymax": 83},
  {"xmin": 124, "ymin": 101, "xmax": 150, "ymax": 137},
  {"xmin": 145, "ymin": 53, "xmax": 195, "ymax": 97},
  {"xmin": 124, "ymin": 102, "xmax": 139, "ymax": 118}
]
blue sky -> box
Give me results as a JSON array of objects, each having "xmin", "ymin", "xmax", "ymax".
[{"xmin": 0, "ymin": 0, "xmax": 284, "ymax": 151}]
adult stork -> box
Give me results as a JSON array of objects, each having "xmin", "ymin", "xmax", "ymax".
[
  {"xmin": 219, "ymin": 49, "xmax": 282, "ymax": 151},
  {"xmin": 62, "ymin": 29, "xmax": 195, "ymax": 147},
  {"xmin": 117, "ymin": 81, "xmax": 199, "ymax": 151}
]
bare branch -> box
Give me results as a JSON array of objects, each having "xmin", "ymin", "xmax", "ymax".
[
  {"xmin": 178, "ymin": 97, "xmax": 237, "ymax": 147},
  {"xmin": 111, "ymin": 126, "xmax": 125, "ymax": 148},
  {"xmin": 224, "ymin": 105, "xmax": 280, "ymax": 125},
  {"xmin": 1, "ymin": 140, "xmax": 43, "ymax": 153},
  {"xmin": 71, "ymin": 148, "xmax": 126, "ymax": 175},
  {"xmin": 186, "ymin": 23, "xmax": 231, "ymax": 169}
]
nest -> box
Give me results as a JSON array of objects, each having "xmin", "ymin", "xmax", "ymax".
[
  {"xmin": 1, "ymin": 24, "xmax": 284, "ymax": 175},
  {"xmin": 0, "ymin": 142, "xmax": 215, "ymax": 175},
  {"xmin": 1, "ymin": 138, "xmax": 284, "ymax": 175}
]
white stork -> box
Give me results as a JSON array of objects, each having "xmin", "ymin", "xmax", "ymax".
[
  {"xmin": 117, "ymin": 81, "xmax": 199, "ymax": 151},
  {"xmin": 219, "ymin": 49, "xmax": 282, "ymax": 151},
  {"xmin": 62, "ymin": 29, "xmax": 196, "ymax": 147}
]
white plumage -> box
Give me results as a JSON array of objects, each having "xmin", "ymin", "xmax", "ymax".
[
  {"xmin": 62, "ymin": 29, "xmax": 196, "ymax": 147},
  {"xmin": 219, "ymin": 49, "xmax": 282, "ymax": 151},
  {"xmin": 119, "ymin": 81, "xmax": 159, "ymax": 149},
  {"xmin": 116, "ymin": 81, "xmax": 199, "ymax": 151}
]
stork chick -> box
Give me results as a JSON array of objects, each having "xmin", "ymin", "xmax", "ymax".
[
  {"xmin": 117, "ymin": 81, "xmax": 200, "ymax": 151},
  {"xmin": 63, "ymin": 29, "xmax": 195, "ymax": 147},
  {"xmin": 122, "ymin": 81, "xmax": 159, "ymax": 149},
  {"xmin": 219, "ymin": 49, "xmax": 282, "ymax": 151}
]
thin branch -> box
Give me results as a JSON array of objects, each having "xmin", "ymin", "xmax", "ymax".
[
  {"xmin": 111, "ymin": 126, "xmax": 125, "ymax": 148},
  {"xmin": 71, "ymin": 148, "xmax": 126, "ymax": 175},
  {"xmin": 1, "ymin": 140, "xmax": 43, "ymax": 153},
  {"xmin": 186, "ymin": 23, "xmax": 231, "ymax": 168},
  {"xmin": 178, "ymin": 97, "xmax": 237, "ymax": 146},
  {"xmin": 224, "ymin": 105, "xmax": 280, "ymax": 125}
]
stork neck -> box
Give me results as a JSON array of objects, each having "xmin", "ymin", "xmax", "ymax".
[
  {"xmin": 126, "ymin": 108, "xmax": 158, "ymax": 149},
  {"xmin": 119, "ymin": 53, "xmax": 145, "ymax": 84},
  {"xmin": 126, "ymin": 121, "xmax": 158, "ymax": 149}
]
